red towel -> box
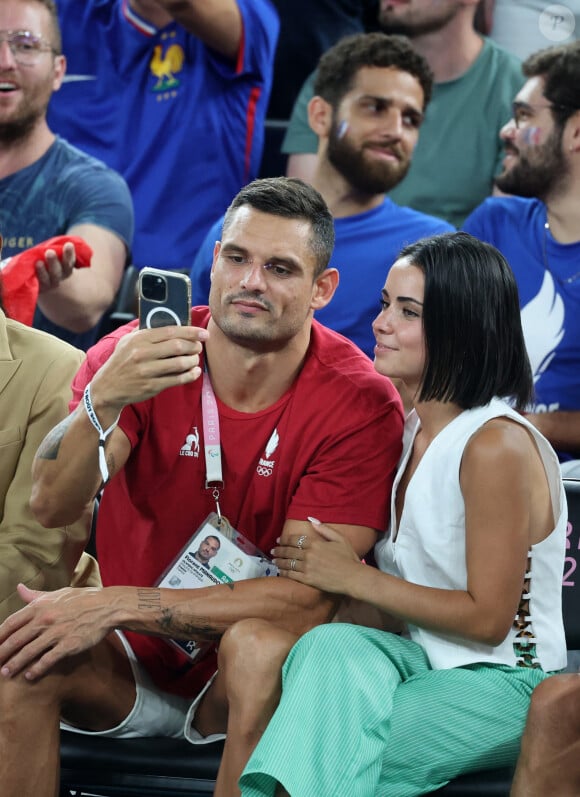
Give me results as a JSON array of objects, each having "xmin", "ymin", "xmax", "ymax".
[{"xmin": 0, "ymin": 236, "xmax": 93, "ymax": 326}]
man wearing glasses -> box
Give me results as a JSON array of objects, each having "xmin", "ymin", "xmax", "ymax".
[
  {"xmin": 279, "ymin": 0, "xmax": 524, "ymax": 229},
  {"xmin": 0, "ymin": 0, "xmax": 133, "ymax": 350},
  {"xmin": 463, "ymin": 41, "xmax": 580, "ymax": 469}
]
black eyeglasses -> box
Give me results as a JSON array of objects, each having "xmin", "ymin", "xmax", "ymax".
[
  {"xmin": 0, "ymin": 30, "xmax": 58, "ymax": 66},
  {"xmin": 512, "ymin": 100, "xmax": 578, "ymax": 129}
]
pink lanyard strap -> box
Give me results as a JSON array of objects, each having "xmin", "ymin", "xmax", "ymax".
[{"xmin": 201, "ymin": 371, "xmax": 223, "ymax": 518}]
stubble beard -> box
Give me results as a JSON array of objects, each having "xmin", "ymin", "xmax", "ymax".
[
  {"xmin": 494, "ymin": 128, "xmax": 568, "ymax": 200},
  {"xmin": 0, "ymin": 111, "xmax": 40, "ymax": 144},
  {"xmin": 209, "ymin": 293, "xmax": 303, "ymax": 352},
  {"xmin": 0, "ymin": 86, "xmax": 50, "ymax": 145},
  {"xmin": 379, "ymin": 2, "xmax": 460, "ymax": 37}
]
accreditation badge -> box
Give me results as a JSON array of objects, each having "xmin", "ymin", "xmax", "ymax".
[{"xmin": 156, "ymin": 513, "xmax": 278, "ymax": 660}]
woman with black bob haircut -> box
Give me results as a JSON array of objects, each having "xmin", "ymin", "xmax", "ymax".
[
  {"xmin": 227, "ymin": 231, "xmax": 567, "ymax": 797},
  {"xmin": 408, "ymin": 232, "xmax": 533, "ymax": 411}
]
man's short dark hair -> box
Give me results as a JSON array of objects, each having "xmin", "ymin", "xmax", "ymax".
[
  {"xmin": 222, "ymin": 177, "xmax": 335, "ymax": 277},
  {"xmin": 26, "ymin": 0, "xmax": 62, "ymax": 53},
  {"xmin": 399, "ymin": 232, "xmax": 534, "ymax": 411},
  {"xmin": 314, "ymin": 32, "xmax": 433, "ymax": 111},
  {"xmin": 522, "ymin": 41, "xmax": 580, "ymax": 128}
]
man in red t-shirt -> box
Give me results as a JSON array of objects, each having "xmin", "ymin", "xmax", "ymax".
[{"xmin": 0, "ymin": 176, "xmax": 403, "ymax": 797}]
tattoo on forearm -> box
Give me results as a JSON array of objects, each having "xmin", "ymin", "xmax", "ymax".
[
  {"xmin": 158, "ymin": 604, "xmax": 223, "ymax": 641},
  {"xmin": 162, "ymin": 614, "xmax": 223, "ymax": 642},
  {"xmin": 137, "ymin": 589, "xmax": 225, "ymax": 641},
  {"xmin": 137, "ymin": 588, "xmax": 162, "ymax": 611},
  {"xmin": 159, "ymin": 607, "xmax": 174, "ymax": 632},
  {"xmin": 36, "ymin": 415, "xmax": 75, "ymax": 460}
]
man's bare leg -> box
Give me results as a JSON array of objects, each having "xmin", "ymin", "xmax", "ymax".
[
  {"xmin": 511, "ymin": 673, "xmax": 580, "ymax": 797},
  {"xmin": 0, "ymin": 631, "xmax": 136, "ymax": 797},
  {"xmin": 195, "ymin": 619, "xmax": 297, "ymax": 797}
]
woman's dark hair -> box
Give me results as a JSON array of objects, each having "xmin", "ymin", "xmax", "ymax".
[{"xmin": 399, "ymin": 232, "xmax": 534, "ymax": 410}]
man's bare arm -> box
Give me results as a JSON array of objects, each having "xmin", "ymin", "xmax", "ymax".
[
  {"xmin": 31, "ymin": 409, "xmax": 130, "ymax": 527},
  {"xmin": 36, "ymin": 224, "xmax": 127, "ymax": 333},
  {"xmin": 129, "ymin": 0, "xmax": 242, "ymax": 59},
  {"xmin": 130, "ymin": 519, "xmax": 377, "ymax": 640},
  {"xmin": 0, "ymin": 521, "xmax": 377, "ymax": 679},
  {"xmin": 31, "ymin": 325, "xmax": 207, "ymax": 526},
  {"xmin": 525, "ymin": 410, "xmax": 580, "ymax": 455}
]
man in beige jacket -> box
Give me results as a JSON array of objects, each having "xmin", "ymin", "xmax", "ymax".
[{"xmin": 0, "ymin": 235, "xmax": 99, "ymax": 621}]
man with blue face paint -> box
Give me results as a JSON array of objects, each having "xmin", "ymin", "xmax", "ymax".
[
  {"xmin": 463, "ymin": 41, "xmax": 580, "ymax": 468},
  {"xmin": 281, "ymin": 0, "xmax": 523, "ymax": 228},
  {"xmin": 191, "ymin": 33, "xmax": 453, "ymax": 361}
]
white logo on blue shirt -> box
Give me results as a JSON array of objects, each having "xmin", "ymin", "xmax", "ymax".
[{"xmin": 521, "ymin": 271, "xmax": 564, "ymax": 383}]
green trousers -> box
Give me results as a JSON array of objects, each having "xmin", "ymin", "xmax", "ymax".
[{"xmin": 240, "ymin": 623, "xmax": 550, "ymax": 797}]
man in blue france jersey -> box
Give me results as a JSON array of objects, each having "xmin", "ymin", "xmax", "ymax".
[
  {"xmin": 463, "ymin": 41, "xmax": 580, "ymax": 466},
  {"xmin": 191, "ymin": 33, "xmax": 453, "ymax": 360},
  {"xmin": 0, "ymin": 0, "xmax": 133, "ymax": 350},
  {"xmin": 47, "ymin": 0, "xmax": 279, "ymax": 272}
]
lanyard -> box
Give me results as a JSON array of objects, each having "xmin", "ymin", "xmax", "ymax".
[{"xmin": 201, "ymin": 371, "xmax": 224, "ymax": 520}]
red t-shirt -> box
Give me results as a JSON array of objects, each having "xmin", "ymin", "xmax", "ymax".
[{"xmin": 71, "ymin": 308, "xmax": 403, "ymax": 696}]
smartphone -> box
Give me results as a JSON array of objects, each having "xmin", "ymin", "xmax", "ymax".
[{"xmin": 138, "ymin": 268, "xmax": 191, "ymax": 329}]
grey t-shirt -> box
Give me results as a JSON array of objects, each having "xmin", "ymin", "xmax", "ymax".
[{"xmin": 0, "ymin": 136, "xmax": 134, "ymax": 349}]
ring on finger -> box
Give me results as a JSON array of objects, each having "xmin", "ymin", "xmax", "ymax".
[
  {"xmin": 297, "ymin": 534, "xmax": 307, "ymax": 550},
  {"xmin": 290, "ymin": 558, "xmax": 297, "ymax": 572}
]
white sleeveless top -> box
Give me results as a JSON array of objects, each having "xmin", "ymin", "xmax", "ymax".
[{"xmin": 375, "ymin": 398, "xmax": 567, "ymax": 671}]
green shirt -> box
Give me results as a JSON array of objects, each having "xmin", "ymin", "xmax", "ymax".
[{"xmin": 282, "ymin": 38, "xmax": 524, "ymax": 228}]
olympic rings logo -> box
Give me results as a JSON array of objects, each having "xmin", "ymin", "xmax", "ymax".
[{"xmin": 256, "ymin": 466, "xmax": 273, "ymax": 477}]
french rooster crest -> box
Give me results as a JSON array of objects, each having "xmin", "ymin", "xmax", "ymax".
[{"xmin": 150, "ymin": 44, "xmax": 185, "ymax": 91}]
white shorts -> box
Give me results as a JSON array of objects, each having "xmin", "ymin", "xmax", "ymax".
[{"xmin": 60, "ymin": 631, "xmax": 225, "ymax": 745}]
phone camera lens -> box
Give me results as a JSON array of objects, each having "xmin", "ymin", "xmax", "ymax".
[{"xmin": 142, "ymin": 273, "xmax": 167, "ymax": 302}]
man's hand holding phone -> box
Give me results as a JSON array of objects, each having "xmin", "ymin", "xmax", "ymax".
[
  {"xmin": 89, "ymin": 323, "xmax": 209, "ymax": 417},
  {"xmin": 79, "ymin": 267, "xmax": 206, "ymax": 428}
]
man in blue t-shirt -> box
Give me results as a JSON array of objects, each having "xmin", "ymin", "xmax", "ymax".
[
  {"xmin": 281, "ymin": 0, "xmax": 523, "ymax": 228},
  {"xmin": 191, "ymin": 33, "xmax": 453, "ymax": 360},
  {"xmin": 47, "ymin": 0, "xmax": 279, "ymax": 273},
  {"xmin": 463, "ymin": 42, "xmax": 580, "ymax": 463},
  {"xmin": 0, "ymin": 0, "xmax": 133, "ymax": 350}
]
